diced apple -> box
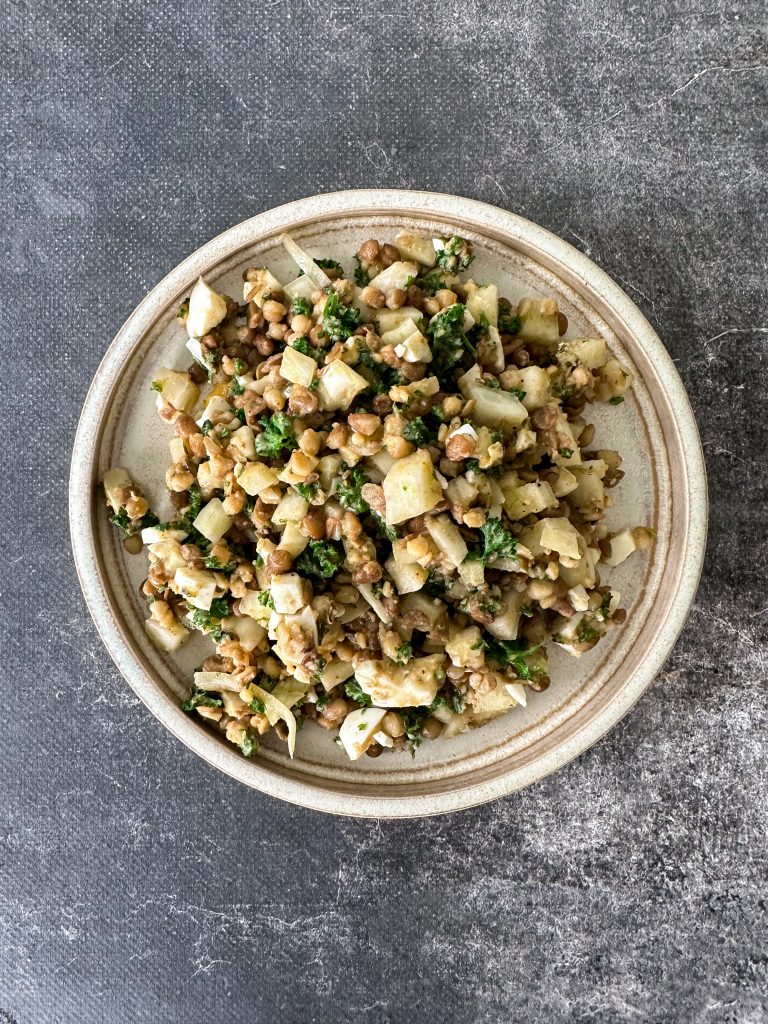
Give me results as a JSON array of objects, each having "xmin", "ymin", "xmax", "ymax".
[
  {"xmin": 320, "ymin": 659, "xmax": 355, "ymax": 692},
  {"xmin": 375, "ymin": 306, "xmax": 424, "ymax": 334},
  {"xmin": 476, "ymin": 325, "xmax": 504, "ymax": 373},
  {"xmin": 538, "ymin": 517, "xmax": 582, "ymax": 561},
  {"xmin": 222, "ymin": 615, "xmax": 266, "ymax": 652},
  {"xmin": 187, "ymin": 277, "xmax": 228, "ymax": 338},
  {"xmin": 238, "ymin": 589, "xmax": 273, "ymax": 625},
  {"xmin": 516, "ymin": 297, "xmax": 560, "ymax": 344},
  {"xmin": 504, "ymin": 480, "xmax": 558, "ymax": 520},
  {"xmin": 383, "ymin": 450, "xmax": 443, "ymax": 525},
  {"xmin": 466, "ymin": 283, "xmax": 499, "ymax": 327},
  {"xmin": 485, "ymin": 588, "xmax": 522, "ymax": 641},
  {"xmin": 271, "ymin": 490, "xmax": 309, "ymax": 529},
  {"xmin": 516, "ymin": 366, "xmax": 551, "ymax": 410},
  {"xmin": 386, "ymin": 555, "xmax": 428, "ymax": 595},
  {"xmin": 227, "ymin": 425, "xmax": 256, "ymax": 461},
  {"xmin": 557, "ymin": 337, "xmax": 607, "ymax": 369},
  {"xmin": 458, "ymin": 557, "xmax": 486, "ymax": 590},
  {"xmin": 446, "ymin": 625, "xmax": 485, "ymax": 670},
  {"xmin": 193, "ymin": 671, "xmax": 242, "ymax": 692},
  {"xmin": 271, "ymin": 573, "xmax": 311, "ymax": 614},
  {"xmin": 196, "ymin": 395, "xmax": 234, "ymax": 428},
  {"xmin": 147, "ymin": 538, "xmax": 187, "ymax": 573},
  {"xmin": 277, "ymin": 521, "xmax": 310, "ymax": 559},
  {"xmin": 394, "ymin": 330, "xmax": 432, "ymax": 364}
]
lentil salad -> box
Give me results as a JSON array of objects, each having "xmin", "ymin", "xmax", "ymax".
[{"xmin": 103, "ymin": 230, "xmax": 653, "ymax": 762}]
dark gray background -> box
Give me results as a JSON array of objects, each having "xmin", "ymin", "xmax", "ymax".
[{"xmin": 2, "ymin": 1, "xmax": 767, "ymax": 1021}]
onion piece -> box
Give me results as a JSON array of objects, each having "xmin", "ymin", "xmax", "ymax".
[{"xmin": 280, "ymin": 233, "xmax": 332, "ymax": 289}]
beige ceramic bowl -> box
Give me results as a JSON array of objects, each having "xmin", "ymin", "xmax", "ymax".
[{"xmin": 69, "ymin": 189, "xmax": 707, "ymax": 818}]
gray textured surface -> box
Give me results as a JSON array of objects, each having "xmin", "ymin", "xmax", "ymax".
[{"xmin": 2, "ymin": 0, "xmax": 767, "ymax": 1021}]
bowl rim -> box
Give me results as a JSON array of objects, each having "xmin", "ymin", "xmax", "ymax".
[{"xmin": 69, "ymin": 188, "xmax": 708, "ymax": 818}]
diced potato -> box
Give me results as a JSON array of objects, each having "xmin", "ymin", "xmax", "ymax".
[
  {"xmin": 551, "ymin": 467, "xmax": 579, "ymax": 497},
  {"xmin": 504, "ymin": 481, "xmax": 558, "ymax": 520},
  {"xmin": 426, "ymin": 514, "xmax": 468, "ymax": 568},
  {"xmin": 103, "ymin": 467, "xmax": 133, "ymax": 513},
  {"xmin": 595, "ymin": 359, "xmax": 633, "ymax": 402},
  {"xmin": 386, "ymin": 555, "xmax": 428, "ymax": 595},
  {"xmin": 193, "ymin": 498, "xmax": 232, "ymax": 543},
  {"xmin": 538, "ymin": 517, "xmax": 582, "ymax": 560},
  {"xmin": 383, "ymin": 450, "xmax": 443, "ymax": 525},
  {"xmin": 394, "ymin": 330, "xmax": 432, "ymax": 364},
  {"xmin": 485, "ymin": 588, "xmax": 522, "ymax": 641},
  {"xmin": 316, "ymin": 453, "xmax": 343, "ymax": 490},
  {"xmin": 458, "ymin": 365, "xmax": 527, "ymax": 434},
  {"xmin": 569, "ymin": 469, "xmax": 606, "ymax": 517},
  {"xmin": 603, "ymin": 529, "xmax": 638, "ymax": 566},
  {"xmin": 227, "ymin": 425, "xmax": 257, "ymax": 461},
  {"xmin": 236, "ymin": 462, "xmax": 279, "ymax": 497},
  {"xmin": 320, "ymin": 659, "xmax": 355, "ymax": 692},
  {"xmin": 466, "ymin": 283, "xmax": 499, "ymax": 327},
  {"xmin": 458, "ymin": 557, "xmax": 485, "ymax": 590},
  {"xmin": 187, "ymin": 277, "xmax": 228, "ymax": 338},
  {"xmin": 278, "ymin": 450, "xmax": 319, "ymax": 487},
  {"xmin": 355, "ymin": 654, "xmax": 444, "ymax": 708},
  {"xmin": 243, "ymin": 268, "xmax": 283, "ymax": 306},
  {"xmin": 278, "ymin": 521, "xmax": 310, "ymax": 559},
  {"xmin": 317, "ymin": 360, "xmax": 369, "ymax": 412},
  {"xmin": 516, "ymin": 297, "xmax": 560, "ymax": 344},
  {"xmin": 151, "ymin": 368, "xmax": 199, "ymax": 413},
  {"xmin": 271, "ymin": 573, "xmax": 310, "ymax": 614},
  {"xmin": 144, "ymin": 616, "xmax": 189, "ymax": 652},
  {"xmin": 238, "ymin": 589, "xmax": 273, "ymax": 625},
  {"xmin": 365, "ymin": 450, "xmax": 395, "ymax": 483},
  {"xmin": 552, "ymin": 414, "xmax": 582, "ymax": 466},
  {"xmin": 220, "ymin": 615, "xmax": 265, "ymax": 653},
  {"xmin": 375, "ymin": 306, "xmax": 424, "ymax": 334},
  {"xmin": 339, "ymin": 707, "xmax": 388, "ymax": 760},
  {"xmin": 168, "ymin": 437, "xmax": 186, "ymax": 466},
  {"xmin": 147, "ymin": 538, "xmax": 187, "ymax": 573},
  {"xmin": 394, "ymin": 232, "xmax": 437, "ymax": 266},
  {"xmin": 557, "ymin": 337, "xmax": 607, "ymax": 370},
  {"xmin": 196, "ymin": 395, "xmax": 234, "ymax": 428},
  {"xmin": 381, "ymin": 318, "xmax": 423, "ymax": 348},
  {"xmin": 281, "ymin": 346, "xmax": 317, "ymax": 388},
  {"xmin": 173, "ymin": 567, "xmax": 219, "ymax": 610},
  {"xmin": 446, "ymin": 625, "xmax": 485, "ymax": 670},
  {"xmin": 271, "ymin": 490, "xmax": 309, "ymax": 529},
  {"xmin": 367, "ymin": 260, "xmax": 419, "ymax": 292},
  {"xmin": 282, "ymin": 274, "xmax": 315, "ymax": 305},
  {"xmin": 476, "ymin": 325, "xmax": 504, "ymax": 373},
  {"xmin": 517, "ymin": 366, "xmax": 551, "ymax": 411}
]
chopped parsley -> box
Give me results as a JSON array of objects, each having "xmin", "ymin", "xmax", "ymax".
[
  {"xmin": 401, "ymin": 708, "xmax": 428, "ymax": 754},
  {"xmin": 293, "ymin": 337, "xmax": 324, "ymax": 364},
  {"xmin": 249, "ymin": 695, "xmax": 267, "ymax": 714},
  {"xmin": 498, "ymin": 299, "xmax": 521, "ymax": 336},
  {"xmin": 484, "ymin": 639, "xmax": 544, "ymax": 680},
  {"xmin": 337, "ymin": 465, "xmax": 370, "ymax": 514},
  {"xmin": 356, "ymin": 344, "xmax": 402, "ymax": 394},
  {"xmin": 402, "ymin": 416, "xmax": 436, "ymax": 446},
  {"xmin": 478, "ymin": 517, "xmax": 519, "ymax": 563},
  {"xmin": 200, "ymin": 420, "xmax": 214, "ymax": 436},
  {"xmin": 394, "ymin": 642, "xmax": 412, "ymax": 666},
  {"xmin": 150, "ymin": 380, "xmax": 163, "ymax": 393},
  {"xmin": 345, "ymin": 678, "xmax": 372, "ymax": 707},
  {"xmin": 108, "ymin": 507, "xmax": 159, "ymax": 538},
  {"xmin": 257, "ymin": 591, "xmax": 275, "ymax": 609},
  {"xmin": 353, "ymin": 255, "xmax": 369, "ymax": 287},
  {"xmin": 418, "ymin": 269, "xmax": 452, "ymax": 295},
  {"xmin": 181, "ymin": 690, "xmax": 223, "ymax": 712},
  {"xmin": 295, "ymin": 482, "xmax": 319, "ymax": 501},
  {"xmin": 239, "ymin": 731, "xmax": 259, "ymax": 758},
  {"xmin": 559, "ymin": 447, "xmax": 574, "ymax": 459},
  {"xmin": 315, "ymin": 257, "xmax": 344, "ymax": 277},
  {"xmin": 254, "ymin": 412, "xmax": 298, "ymax": 460},
  {"xmin": 204, "ymin": 554, "xmax": 236, "ymax": 573},
  {"xmin": 577, "ymin": 623, "xmax": 601, "ymax": 643},
  {"xmin": 427, "ymin": 303, "xmax": 476, "ymax": 385},
  {"xmin": 609, "ymin": 396, "xmax": 625, "ymax": 405},
  {"xmin": 296, "ymin": 540, "xmax": 344, "ymax": 580},
  {"xmin": 291, "ymin": 297, "xmax": 312, "ymax": 316},
  {"xmin": 435, "ymin": 236, "xmax": 474, "ymax": 272},
  {"xmin": 321, "ymin": 289, "xmax": 361, "ymax": 341}
]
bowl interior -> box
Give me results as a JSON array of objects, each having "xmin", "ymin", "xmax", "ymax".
[{"xmin": 73, "ymin": 193, "xmax": 704, "ymax": 817}]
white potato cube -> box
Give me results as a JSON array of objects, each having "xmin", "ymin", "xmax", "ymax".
[
  {"xmin": 339, "ymin": 707, "xmax": 388, "ymax": 761},
  {"xmin": 517, "ymin": 366, "xmax": 551, "ymax": 411},
  {"xmin": 317, "ymin": 360, "xmax": 369, "ymax": 412},
  {"xmin": 187, "ymin": 277, "xmax": 228, "ymax": 338},
  {"xmin": 282, "ymin": 346, "xmax": 317, "ymax": 388},
  {"xmin": 144, "ymin": 616, "xmax": 189, "ymax": 652},
  {"xmin": 271, "ymin": 573, "xmax": 310, "ymax": 614},
  {"xmin": 271, "ymin": 490, "xmax": 309, "ymax": 529},
  {"xmin": 385, "ymin": 555, "xmax": 428, "ymax": 595},
  {"xmin": 193, "ymin": 498, "xmax": 232, "ymax": 543},
  {"xmin": 383, "ymin": 450, "xmax": 443, "ymax": 525},
  {"xmin": 539, "ymin": 518, "xmax": 582, "ymax": 560},
  {"xmin": 504, "ymin": 481, "xmax": 558, "ymax": 520},
  {"xmin": 466, "ymin": 283, "xmax": 499, "ymax": 328},
  {"xmin": 446, "ymin": 626, "xmax": 485, "ymax": 670}
]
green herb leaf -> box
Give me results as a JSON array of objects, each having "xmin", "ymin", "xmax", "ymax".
[
  {"xmin": 181, "ymin": 689, "xmax": 223, "ymax": 712},
  {"xmin": 344, "ymin": 678, "xmax": 372, "ymax": 707},
  {"xmin": 478, "ymin": 517, "xmax": 519, "ymax": 563},
  {"xmin": 321, "ymin": 289, "xmax": 361, "ymax": 341},
  {"xmin": 296, "ymin": 540, "xmax": 344, "ymax": 580},
  {"xmin": 435, "ymin": 236, "xmax": 474, "ymax": 272},
  {"xmin": 337, "ymin": 466, "xmax": 370, "ymax": 515},
  {"xmin": 254, "ymin": 412, "xmax": 298, "ymax": 460}
]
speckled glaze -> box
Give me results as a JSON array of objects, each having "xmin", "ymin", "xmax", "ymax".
[{"xmin": 68, "ymin": 190, "xmax": 707, "ymax": 818}]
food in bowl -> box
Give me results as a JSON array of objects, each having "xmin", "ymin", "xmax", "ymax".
[{"xmin": 103, "ymin": 230, "xmax": 653, "ymax": 762}]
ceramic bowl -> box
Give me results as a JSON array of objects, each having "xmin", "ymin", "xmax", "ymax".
[{"xmin": 69, "ymin": 189, "xmax": 707, "ymax": 818}]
